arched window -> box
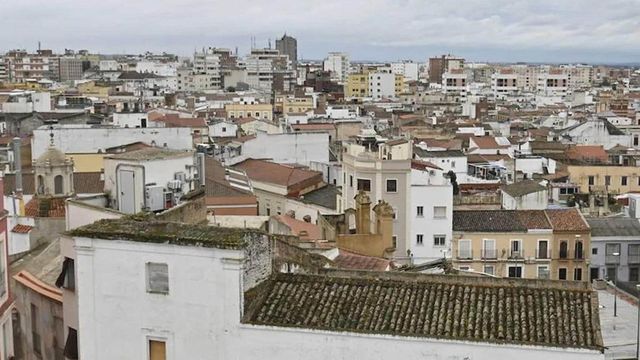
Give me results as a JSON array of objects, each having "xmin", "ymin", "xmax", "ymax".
[
  {"xmin": 37, "ymin": 175, "xmax": 45, "ymax": 195},
  {"xmin": 54, "ymin": 175, "xmax": 64, "ymax": 195}
]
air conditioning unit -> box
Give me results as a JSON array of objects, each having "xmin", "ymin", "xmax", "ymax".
[{"xmin": 145, "ymin": 185, "xmax": 166, "ymax": 212}]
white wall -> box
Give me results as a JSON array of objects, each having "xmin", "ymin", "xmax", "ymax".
[
  {"xmin": 65, "ymin": 200, "xmax": 123, "ymax": 231},
  {"xmin": 112, "ymin": 113, "xmax": 158, "ymax": 128},
  {"xmin": 209, "ymin": 122, "xmax": 237, "ymax": 138},
  {"xmin": 368, "ymin": 72, "xmax": 396, "ymax": 99},
  {"xmin": 32, "ymin": 126, "xmax": 194, "ymax": 159},
  {"xmin": 409, "ymin": 169, "xmax": 453, "ymax": 262},
  {"xmin": 242, "ymin": 132, "xmax": 329, "ymax": 165},
  {"xmin": 502, "ymin": 190, "xmax": 549, "ymax": 210},
  {"xmin": 74, "ymin": 238, "xmax": 604, "ymax": 360}
]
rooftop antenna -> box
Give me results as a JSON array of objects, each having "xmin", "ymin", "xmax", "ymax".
[
  {"xmin": 38, "ymin": 41, "xmax": 41, "ymax": 52},
  {"xmin": 268, "ymin": 38, "xmax": 271, "ymax": 49}
]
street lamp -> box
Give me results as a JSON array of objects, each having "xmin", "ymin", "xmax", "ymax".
[{"xmin": 612, "ymin": 252, "xmax": 621, "ymax": 317}]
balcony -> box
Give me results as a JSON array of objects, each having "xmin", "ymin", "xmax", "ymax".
[
  {"xmin": 481, "ymin": 249, "xmax": 497, "ymax": 260},
  {"xmin": 536, "ymin": 248, "xmax": 550, "ymax": 260},
  {"xmin": 457, "ymin": 250, "xmax": 473, "ymax": 260},
  {"xmin": 574, "ymin": 249, "xmax": 585, "ymax": 261},
  {"xmin": 629, "ymin": 254, "xmax": 640, "ymax": 264},
  {"xmin": 605, "ymin": 255, "xmax": 621, "ymax": 264},
  {"xmin": 509, "ymin": 249, "xmax": 524, "ymax": 259}
]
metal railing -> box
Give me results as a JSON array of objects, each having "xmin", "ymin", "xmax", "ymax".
[
  {"xmin": 481, "ymin": 249, "xmax": 497, "ymax": 259},
  {"xmin": 605, "ymin": 255, "xmax": 621, "ymax": 264}
]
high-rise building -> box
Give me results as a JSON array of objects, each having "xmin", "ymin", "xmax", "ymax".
[
  {"xmin": 323, "ymin": 52, "xmax": 350, "ymax": 83},
  {"xmin": 245, "ymin": 48, "xmax": 295, "ymax": 92},
  {"xmin": 428, "ymin": 54, "xmax": 464, "ymax": 84},
  {"xmin": 58, "ymin": 57, "xmax": 84, "ymax": 81},
  {"xmin": 275, "ymin": 34, "xmax": 297, "ymax": 64}
]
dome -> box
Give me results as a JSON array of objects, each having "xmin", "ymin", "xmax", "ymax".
[{"xmin": 35, "ymin": 146, "xmax": 68, "ymax": 167}]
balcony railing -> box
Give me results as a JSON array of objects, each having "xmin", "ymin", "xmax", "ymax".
[
  {"xmin": 605, "ymin": 255, "xmax": 621, "ymax": 264},
  {"xmin": 509, "ymin": 249, "xmax": 524, "ymax": 259},
  {"xmin": 629, "ymin": 254, "xmax": 640, "ymax": 264},
  {"xmin": 458, "ymin": 250, "xmax": 473, "ymax": 260},
  {"xmin": 481, "ymin": 249, "xmax": 497, "ymax": 259},
  {"xmin": 536, "ymin": 248, "xmax": 550, "ymax": 259}
]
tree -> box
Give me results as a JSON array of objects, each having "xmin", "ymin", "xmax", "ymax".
[{"xmin": 447, "ymin": 171, "xmax": 460, "ymax": 195}]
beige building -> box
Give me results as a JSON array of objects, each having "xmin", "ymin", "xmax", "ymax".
[
  {"xmin": 341, "ymin": 139, "xmax": 413, "ymax": 258},
  {"xmin": 225, "ymin": 102, "xmax": 273, "ymax": 121},
  {"xmin": 452, "ymin": 209, "xmax": 590, "ymax": 281},
  {"xmin": 275, "ymin": 96, "xmax": 314, "ymax": 114},
  {"xmin": 567, "ymin": 164, "xmax": 640, "ymax": 194}
]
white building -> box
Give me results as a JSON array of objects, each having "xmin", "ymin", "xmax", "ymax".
[
  {"xmin": 560, "ymin": 117, "xmax": 631, "ymax": 150},
  {"xmin": 537, "ymin": 71, "xmax": 569, "ymax": 96},
  {"xmin": 501, "ymin": 180, "xmax": 549, "ymax": 210},
  {"xmin": 244, "ymin": 48, "xmax": 295, "ymax": 92},
  {"xmin": 368, "ymin": 72, "xmax": 397, "ymax": 99},
  {"xmin": 102, "ymin": 148, "xmax": 198, "ymax": 214},
  {"xmin": 32, "ymin": 125, "xmax": 194, "ymax": 159},
  {"xmin": 491, "ymin": 71, "xmax": 518, "ymax": 97},
  {"xmin": 0, "ymin": 91, "xmax": 51, "ymax": 113},
  {"xmin": 413, "ymin": 148, "xmax": 467, "ymax": 176},
  {"xmin": 241, "ymin": 132, "xmax": 329, "ymax": 165},
  {"xmin": 209, "ymin": 120, "xmax": 238, "ymax": 138},
  {"xmin": 391, "ymin": 61, "xmax": 419, "ymax": 82},
  {"xmin": 409, "ymin": 160, "xmax": 453, "ymax": 262},
  {"xmin": 61, "ymin": 218, "xmax": 605, "ymax": 360},
  {"xmin": 323, "ymin": 52, "xmax": 350, "ymax": 83}
]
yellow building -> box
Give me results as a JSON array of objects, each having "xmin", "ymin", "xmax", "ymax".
[
  {"xmin": 567, "ymin": 164, "xmax": 640, "ymax": 194},
  {"xmin": 275, "ymin": 96, "xmax": 314, "ymax": 114},
  {"xmin": 66, "ymin": 153, "xmax": 106, "ymax": 173},
  {"xmin": 225, "ymin": 103, "xmax": 273, "ymax": 121},
  {"xmin": 394, "ymin": 74, "xmax": 404, "ymax": 96},
  {"xmin": 77, "ymin": 81, "xmax": 112, "ymax": 99},
  {"xmin": 345, "ymin": 73, "xmax": 369, "ymax": 98},
  {"xmin": 452, "ymin": 209, "xmax": 590, "ymax": 281}
]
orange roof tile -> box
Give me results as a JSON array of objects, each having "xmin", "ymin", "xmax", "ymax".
[{"xmin": 11, "ymin": 224, "xmax": 34, "ymax": 233}]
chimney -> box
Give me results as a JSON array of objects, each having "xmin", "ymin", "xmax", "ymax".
[{"xmin": 12, "ymin": 137, "xmax": 22, "ymax": 196}]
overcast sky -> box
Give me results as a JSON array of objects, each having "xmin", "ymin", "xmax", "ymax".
[{"xmin": 2, "ymin": 0, "xmax": 640, "ymax": 63}]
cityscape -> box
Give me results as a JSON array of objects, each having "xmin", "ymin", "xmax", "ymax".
[{"xmin": 1, "ymin": 1, "xmax": 640, "ymax": 359}]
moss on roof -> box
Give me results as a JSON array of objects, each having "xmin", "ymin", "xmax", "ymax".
[{"xmin": 68, "ymin": 218, "xmax": 262, "ymax": 250}]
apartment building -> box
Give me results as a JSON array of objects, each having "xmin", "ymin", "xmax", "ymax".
[
  {"xmin": 3, "ymin": 49, "xmax": 55, "ymax": 82},
  {"xmin": 537, "ymin": 69, "xmax": 569, "ymax": 96},
  {"xmin": 428, "ymin": 54, "xmax": 464, "ymax": 84},
  {"xmin": 452, "ymin": 209, "xmax": 590, "ymax": 281},
  {"xmin": 323, "ymin": 52, "xmax": 350, "ymax": 83},
  {"xmin": 345, "ymin": 73, "xmax": 368, "ymax": 98},
  {"xmin": 245, "ymin": 48, "xmax": 295, "ymax": 92},
  {"xmin": 224, "ymin": 96, "xmax": 273, "ymax": 121},
  {"xmin": 512, "ymin": 64, "xmax": 539, "ymax": 91},
  {"xmin": 368, "ymin": 71, "xmax": 403, "ymax": 99},
  {"xmin": 441, "ymin": 69, "xmax": 468, "ymax": 100},
  {"xmin": 491, "ymin": 69, "xmax": 518, "ymax": 97},
  {"xmin": 58, "ymin": 57, "xmax": 84, "ymax": 81},
  {"xmin": 275, "ymin": 34, "xmax": 297, "ymax": 64},
  {"xmin": 588, "ymin": 217, "xmax": 640, "ymax": 282},
  {"xmin": 567, "ymin": 164, "xmax": 640, "ymax": 194},
  {"xmin": 390, "ymin": 60, "xmax": 419, "ymax": 82}
]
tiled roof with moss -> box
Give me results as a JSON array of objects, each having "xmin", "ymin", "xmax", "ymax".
[
  {"xmin": 246, "ymin": 273, "xmax": 603, "ymax": 351},
  {"xmin": 68, "ymin": 218, "xmax": 261, "ymax": 249}
]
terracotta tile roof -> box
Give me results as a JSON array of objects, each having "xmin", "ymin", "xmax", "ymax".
[
  {"xmin": 515, "ymin": 210, "xmax": 551, "ymax": 230},
  {"xmin": 414, "ymin": 139, "xmax": 463, "ymax": 150},
  {"xmin": 25, "ymin": 197, "xmax": 66, "ymax": 218},
  {"xmin": 453, "ymin": 210, "xmax": 527, "ymax": 232},
  {"xmin": 273, "ymin": 215, "xmax": 322, "ymax": 240},
  {"xmin": 545, "ymin": 208, "xmax": 590, "ymax": 232},
  {"xmin": 411, "ymin": 159, "xmax": 441, "ymax": 171},
  {"xmin": 333, "ymin": 250, "xmax": 391, "ymax": 271},
  {"xmin": 467, "ymin": 154, "xmax": 511, "ymax": 163},
  {"xmin": 247, "ymin": 273, "xmax": 603, "ymax": 350},
  {"xmin": 566, "ymin": 145, "xmax": 608, "ymax": 163},
  {"xmin": 152, "ymin": 115, "xmax": 207, "ymax": 128},
  {"xmin": 232, "ymin": 159, "xmax": 322, "ymax": 189},
  {"xmin": 11, "ymin": 224, "xmax": 34, "ymax": 233},
  {"xmin": 470, "ymin": 136, "xmax": 500, "ymax": 149}
]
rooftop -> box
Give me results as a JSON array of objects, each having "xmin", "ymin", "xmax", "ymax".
[
  {"xmin": 105, "ymin": 147, "xmax": 193, "ymax": 161},
  {"xmin": 587, "ymin": 217, "xmax": 640, "ymax": 237},
  {"xmin": 232, "ymin": 159, "xmax": 322, "ymax": 189},
  {"xmin": 501, "ymin": 180, "xmax": 547, "ymax": 197},
  {"xmin": 453, "ymin": 209, "xmax": 588, "ymax": 233},
  {"xmin": 296, "ymin": 184, "xmax": 339, "ymax": 210},
  {"xmin": 68, "ymin": 218, "xmax": 261, "ymax": 250},
  {"xmin": 246, "ymin": 272, "xmax": 603, "ymax": 351}
]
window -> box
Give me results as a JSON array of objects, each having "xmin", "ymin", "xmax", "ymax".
[
  {"xmin": 31, "ymin": 303, "xmax": 41, "ymax": 355},
  {"xmin": 622, "ymin": 176, "xmax": 628, "ymax": 186},
  {"xmin": 459, "ymin": 266, "xmax": 470, "ymax": 271},
  {"xmin": 458, "ymin": 240, "xmax": 472, "ymax": 259},
  {"xmin": 146, "ymin": 262, "xmax": 169, "ymax": 294},
  {"xmin": 575, "ymin": 241, "xmax": 584, "ymax": 259},
  {"xmin": 558, "ymin": 268, "xmax": 567, "ymax": 280},
  {"xmin": 416, "ymin": 234, "xmax": 424, "ymax": 245},
  {"xmin": 386, "ymin": 179, "xmax": 397, "ymax": 193},
  {"xmin": 605, "ymin": 175, "xmax": 611, "ymax": 186},
  {"xmin": 55, "ymin": 257, "xmax": 75, "ymax": 291},
  {"xmin": 630, "ymin": 267, "xmax": 640, "ymax": 282},
  {"xmin": 482, "ymin": 239, "xmax": 496, "ymax": 259},
  {"xmin": 54, "ymin": 317, "xmax": 64, "ymax": 360},
  {"xmin": 559, "ymin": 241, "xmax": 568, "ymax": 259},
  {"xmin": 149, "ymin": 339, "xmax": 166, "ymax": 360},
  {"xmin": 537, "ymin": 266, "xmax": 550, "ymax": 279},
  {"xmin": 222, "ymin": 127, "xmax": 226, "ymax": 132},
  {"xmin": 537, "ymin": 240, "xmax": 549, "ymax": 259},
  {"xmin": 592, "ymin": 248, "xmax": 598, "ymax": 255},
  {"xmin": 574, "ymin": 268, "xmax": 583, "ymax": 281},
  {"xmin": 606, "ymin": 243, "xmax": 621, "ymax": 264},
  {"xmin": 54, "ymin": 175, "xmax": 64, "ymax": 194},
  {"xmin": 629, "ymin": 244, "xmax": 640, "ymax": 263},
  {"xmin": 508, "ymin": 266, "xmax": 523, "ymax": 278},
  {"xmin": 349, "ymin": 175, "xmax": 353, "ymax": 188},
  {"xmin": 510, "ymin": 240, "xmax": 522, "ymax": 258},
  {"xmin": 433, "ymin": 206, "xmax": 446, "ymax": 218},
  {"xmin": 483, "ymin": 265, "xmax": 494, "ymax": 276},
  {"xmin": 588, "ymin": 176, "xmax": 595, "ymax": 186},
  {"xmin": 357, "ymin": 179, "xmax": 371, "ymax": 191},
  {"xmin": 433, "ymin": 235, "xmax": 446, "ymax": 247},
  {"xmin": 392, "ymin": 236, "xmax": 397, "ymax": 248},
  {"xmin": 63, "ymin": 328, "xmax": 78, "ymax": 360},
  {"xmin": 416, "ymin": 206, "xmax": 424, "ymax": 217}
]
